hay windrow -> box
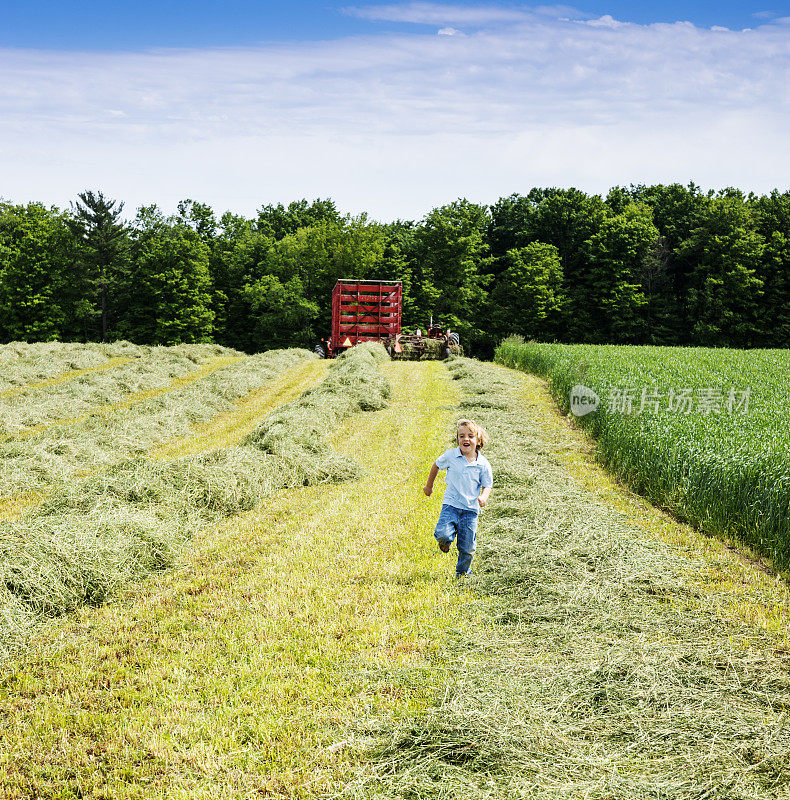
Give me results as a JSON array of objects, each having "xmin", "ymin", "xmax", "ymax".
[
  {"xmin": 0, "ymin": 342, "xmax": 390, "ymax": 659},
  {"xmin": 0, "ymin": 340, "xmax": 239, "ymax": 394},
  {"xmin": 0, "ymin": 347, "xmax": 316, "ymax": 494},
  {"xmin": 341, "ymin": 356, "xmax": 790, "ymax": 799},
  {"xmin": 0, "ymin": 352, "xmax": 237, "ymax": 431}
]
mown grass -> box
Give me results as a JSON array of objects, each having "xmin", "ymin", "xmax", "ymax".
[
  {"xmin": 0, "ymin": 348, "xmax": 316, "ymax": 498},
  {"xmin": 151, "ymin": 360, "xmax": 328, "ymax": 460},
  {"xmin": 13, "ymin": 356, "xmax": 245, "ymax": 436},
  {"xmin": 496, "ymin": 336, "xmax": 790, "ymax": 570},
  {"xmin": 0, "ymin": 344, "xmax": 388, "ymax": 661},
  {"xmin": 0, "ymin": 341, "xmax": 121, "ymax": 392},
  {"xmin": 0, "ymin": 359, "xmax": 464, "ymax": 799},
  {"xmin": 1, "ymin": 347, "xmax": 244, "ymax": 435},
  {"xmin": 0, "ymin": 341, "xmax": 239, "ymax": 394},
  {"xmin": 0, "ymin": 358, "xmax": 326, "ymax": 523},
  {"xmin": 0, "ymin": 356, "xmax": 134, "ymax": 398},
  {"xmin": 343, "ymin": 356, "xmax": 790, "ymax": 799}
]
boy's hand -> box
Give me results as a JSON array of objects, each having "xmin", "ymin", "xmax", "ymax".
[
  {"xmin": 478, "ymin": 496, "xmax": 487, "ymax": 508},
  {"xmin": 423, "ymin": 464, "xmax": 439, "ymax": 498}
]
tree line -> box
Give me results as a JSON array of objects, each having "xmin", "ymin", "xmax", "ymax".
[{"xmin": 1, "ymin": 184, "xmax": 789, "ymax": 354}]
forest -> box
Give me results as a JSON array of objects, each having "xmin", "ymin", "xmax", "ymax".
[{"xmin": 1, "ymin": 183, "xmax": 788, "ymax": 355}]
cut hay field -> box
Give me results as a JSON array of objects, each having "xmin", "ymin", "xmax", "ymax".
[
  {"xmin": 0, "ymin": 341, "xmax": 340, "ymax": 655},
  {"xmin": 496, "ymin": 337, "xmax": 790, "ymax": 571},
  {"xmin": 2, "ymin": 344, "xmax": 790, "ymax": 798},
  {"xmin": 0, "ymin": 343, "xmax": 325, "ymax": 514}
]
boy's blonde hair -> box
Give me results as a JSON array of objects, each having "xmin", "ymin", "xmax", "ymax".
[{"xmin": 456, "ymin": 418, "xmax": 489, "ymax": 451}]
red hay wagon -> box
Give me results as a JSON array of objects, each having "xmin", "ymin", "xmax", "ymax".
[{"xmin": 329, "ymin": 279, "xmax": 402, "ymax": 356}]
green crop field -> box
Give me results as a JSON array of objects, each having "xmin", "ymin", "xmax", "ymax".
[{"xmin": 496, "ymin": 336, "xmax": 790, "ymax": 569}]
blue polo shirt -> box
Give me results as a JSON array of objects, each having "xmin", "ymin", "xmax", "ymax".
[{"xmin": 435, "ymin": 447, "xmax": 493, "ymax": 514}]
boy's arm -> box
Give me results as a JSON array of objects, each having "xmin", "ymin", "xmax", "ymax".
[
  {"xmin": 478, "ymin": 461, "xmax": 494, "ymax": 508},
  {"xmin": 423, "ymin": 462, "xmax": 440, "ymax": 496}
]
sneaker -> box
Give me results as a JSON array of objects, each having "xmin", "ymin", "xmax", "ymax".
[{"xmin": 437, "ymin": 540, "xmax": 450, "ymax": 553}]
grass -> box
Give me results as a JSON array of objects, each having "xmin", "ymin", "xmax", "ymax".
[
  {"xmin": 0, "ymin": 344, "xmax": 390, "ymax": 661},
  {"xmin": 151, "ymin": 360, "xmax": 328, "ymax": 459},
  {"xmin": 0, "ymin": 357, "xmax": 464, "ymax": 799},
  {"xmin": 342, "ymin": 356, "xmax": 790, "ymax": 799},
  {"xmin": 512, "ymin": 370, "xmax": 790, "ymax": 646},
  {"xmin": 0, "ymin": 356, "xmax": 134, "ymax": 399},
  {"xmin": 0, "ymin": 348, "xmax": 316, "ymax": 498},
  {"xmin": 7, "ymin": 348, "xmax": 790, "ymax": 797},
  {"xmin": 496, "ymin": 336, "xmax": 790, "ymax": 570},
  {"xmin": 0, "ymin": 341, "xmax": 239, "ymax": 394},
  {"xmin": 13, "ymin": 356, "xmax": 245, "ymax": 436},
  {"xmin": 0, "ymin": 341, "xmax": 118, "ymax": 391},
  {"xmin": 1, "ymin": 348, "xmax": 245, "ymax": 435}
]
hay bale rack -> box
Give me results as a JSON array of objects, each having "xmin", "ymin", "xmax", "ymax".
[{"xmin": 327, "ymin": 279, "xmax": 462, "ymax": 359}]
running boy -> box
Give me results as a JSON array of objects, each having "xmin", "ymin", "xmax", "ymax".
[{"xmin": 423, "ymin": 419, "xmax": 493, "ymax": 577}]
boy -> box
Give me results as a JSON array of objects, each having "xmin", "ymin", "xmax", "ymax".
[{"xmin": 423, "ymin": 419, "xmax": 493, "ymax": 577}]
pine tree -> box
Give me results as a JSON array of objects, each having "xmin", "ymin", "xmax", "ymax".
[{"xmin": 69, "ymin": 190, "xmax": 130, "ymax": 341}]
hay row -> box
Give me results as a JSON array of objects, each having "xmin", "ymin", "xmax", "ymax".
[
  {"xmin": 11, "ymin": 356, "xmax": 244, "ymax": 436},
  {"xmin": 0, "ymin": 342, "xmax": 390, "ymax": 661},
  {"xmin": 150, "ymin": 360, "xmax": 328, "ymax": 460},
  {"xmin": 0, "ymin": 347, "xmax": 245, "ymax": 433},
  {"xmin": 0, "ymin": 357, "xmax": 134, "ymax": 399},
  {"xmin": 343, "ymin": 357, "xmax": 790, "ymax": 798},
  {"xmin": 0, "ymin": 341, "xmax": 239, "ymax": 393},
  {"xmin": 0, "ymin": 348, "xmax": 316, "ymax": 497}
]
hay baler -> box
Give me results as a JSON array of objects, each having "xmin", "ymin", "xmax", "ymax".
[{"xmin": 328, "ymin": 279, "xmax": 462, "ymax": 359}]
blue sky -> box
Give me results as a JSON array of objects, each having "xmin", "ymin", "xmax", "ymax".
[
  {"xmin": 2, "ymin": 1, "xmax": 788, "ymax": 48},
  {"xmin": 1, "ymin": 2, "xmax": 789, "ymax": 220}
]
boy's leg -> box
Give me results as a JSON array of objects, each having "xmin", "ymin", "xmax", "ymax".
[
  {"xmin": 433, "ymin": 504, "xmax": 459, "ymax": 552},
  {"xmin": 455, "ymin": 510, "xmax": 479, "ymax": 576}
]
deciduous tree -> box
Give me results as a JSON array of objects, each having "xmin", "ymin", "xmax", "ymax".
[
  {"xmin": 244, "ymin": 275, "xmax": 318, "ymax": 350},
  {"xmin": 680, "ymin": 196, "xmax": 764, "ymax": 347},
  {"xmin": 122, "ymin": 225, "xmax": 214, "ymax": 345},
  {"xmin": 581, "ymin": 204, "xmax": 658, "ymax": 343},
  {"xmin": 489, "ymin": 243, "xmax": 565, "ymax": 341},
  {"xmin": 413, "ymin": 199, "xmax": 491, "ymax": 351},
  {"xmin": 0, "ymin": 202, "xmax": 83, "ymax": 341}
]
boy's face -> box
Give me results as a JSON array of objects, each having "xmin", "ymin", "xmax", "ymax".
[{"xmin": 457, "ymin": 424, "xmax": 477, "ymax": 456}]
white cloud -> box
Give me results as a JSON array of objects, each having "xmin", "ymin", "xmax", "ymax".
[
  {"xmin": 437, "ymin": 26, "xmax": 462, "ymax": 35},
  {"xmin": 584, "ymin": 14, "xmax": 625, "ymax": 28},
  {"xmin": 0, "ymin": 7, "xmax": 789, "ymax": 221}
]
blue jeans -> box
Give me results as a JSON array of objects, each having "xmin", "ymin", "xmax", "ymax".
[{"xmin": 433, "ymin": 504, "xmax": 479, "ymax": 576}]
